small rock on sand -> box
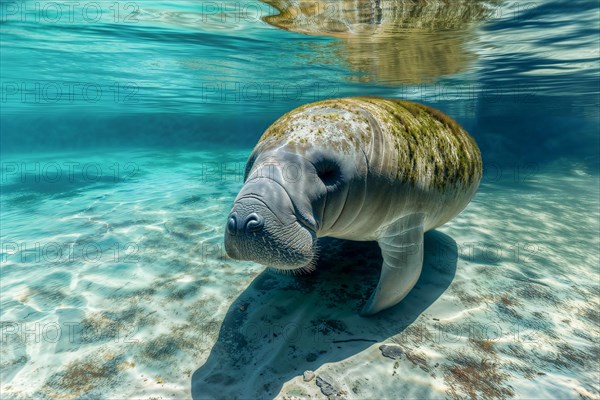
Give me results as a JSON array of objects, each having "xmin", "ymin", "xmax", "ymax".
[
  {"xmin": 303, "ymin": 370, "xmax": 315, "ymax": 382},
  {"xmin": 379, "ymin": 344, "xmax": 404, "ymax": 360},
  {"xmin": 316, "ymin": 375, "xmax": 339, "ymax": 397}
]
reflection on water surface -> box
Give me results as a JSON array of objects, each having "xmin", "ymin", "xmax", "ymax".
[{"xmin": 262, "ymin": 0, "xmax": 501, "ymax": 83}]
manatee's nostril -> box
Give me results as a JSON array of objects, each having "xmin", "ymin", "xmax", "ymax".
[
  {"xmin": 227, "ymin": 215, "xmax": 237, "ymax": 235},
  {"xmin": 245, "ymin": 212, "xmax": 264, "ymax": 233}
]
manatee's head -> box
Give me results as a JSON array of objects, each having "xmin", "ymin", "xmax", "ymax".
[
  {"xmin": 224, "ymin": 150, "xmax": 325, "ymax": 272},
  {"xmin": 224, "ymin": 101, "xmax": 372, "ymax": 271}
]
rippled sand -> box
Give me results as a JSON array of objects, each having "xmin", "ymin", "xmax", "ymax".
[{"xmin": 1, "ymin": 149, "xmax": 598, "ymax": 399}]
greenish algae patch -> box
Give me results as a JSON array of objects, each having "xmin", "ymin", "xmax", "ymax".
[
  {"xmin": 256, "ymin": 97, "xmax": 482, "ymax": 190},
  {"xmin": 41, "ymin": 351, "xmax": 130, "ymax": 399},
  {"xmin": 360, "ymin": 97, "xmax": 482, "ymax": 189},
  {"xmin": 257, "ymin": 99, "xmax": 371, "ymax": 156},
  {"xmin": 444, "ymin": 355, "xmax": 514, "ymax": 400}
]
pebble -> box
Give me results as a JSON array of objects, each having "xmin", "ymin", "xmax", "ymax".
[
  {"xmin": 303, "ymin": 370, "xmax": 315, "ymax": 382},
  {"xmin": 379, "ymin": 344, "xmax": 404, "ymax": 360},
  {"xmin": 316, "ymin": 375, "xmax": 339, "ymax": 397}
]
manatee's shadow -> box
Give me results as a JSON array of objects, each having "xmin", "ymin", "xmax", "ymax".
[{"xmin": 191, "ymin": 231, "xmax": 457, "ymax": 399}]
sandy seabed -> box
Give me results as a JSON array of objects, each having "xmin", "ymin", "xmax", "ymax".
[{"xmin": 1, "ymin": 149, "xmax": 598, "ymax": 399}]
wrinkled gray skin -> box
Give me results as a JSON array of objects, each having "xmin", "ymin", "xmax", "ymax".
[
  {"xmin": 224, "ymin": 97, "xmax": 481, "ymax": 315},
  {"xmin": 224, "ymin": 150, "xmax": 322, "ymax": 269}
]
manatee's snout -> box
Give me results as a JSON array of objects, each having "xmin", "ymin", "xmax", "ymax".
[
  {"xmin": 224, "ymin": 199, "xmax": 269, "ymax": 260},
  {"xmin": 224, "ymin": 187, "xmax": 316, "ymax": 270},
  {"xmin": 226, "ymin": 211, "xmax": 264, "ymax": 236}
]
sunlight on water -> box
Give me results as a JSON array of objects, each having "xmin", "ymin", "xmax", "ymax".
[{"xmin": 1, "ymin": 0, "xmax": 599, "ymax": 399}]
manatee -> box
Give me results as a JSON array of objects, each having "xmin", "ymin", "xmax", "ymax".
[{"xmin": 224, "ymin": 97, "xmax": 482, "ymax": 315}]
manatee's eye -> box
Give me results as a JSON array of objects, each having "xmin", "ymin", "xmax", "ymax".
[{"xmin": 314, "ymin": 159, "xmax": 341, "ymax": 186}]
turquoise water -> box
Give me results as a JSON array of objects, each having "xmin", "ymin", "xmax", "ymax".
[{"xmin": 1, "ymin": 0, "xmax": 599, "ymax": 399}]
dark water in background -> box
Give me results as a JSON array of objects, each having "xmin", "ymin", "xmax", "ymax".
[
  {"xmin": 1, "ymin": 1, "xmax": 600, "ymax": 399},
  {"xmin": 1, "ymin": 0, "xmax": 598, "ymax": 169}
]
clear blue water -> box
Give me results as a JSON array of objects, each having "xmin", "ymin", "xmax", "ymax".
[{"xmin": 1, "ymin": 0, "xmax": 599, "ymax": 399}]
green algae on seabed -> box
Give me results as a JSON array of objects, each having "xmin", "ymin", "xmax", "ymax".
[{"xmin": 40, "ymin": 352, "xmax": 133, "ymax": 399}]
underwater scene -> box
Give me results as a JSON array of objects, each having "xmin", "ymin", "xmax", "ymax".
[{"xmin": 1, "ymin": 0, "xmax": 599, "ymax": 399}]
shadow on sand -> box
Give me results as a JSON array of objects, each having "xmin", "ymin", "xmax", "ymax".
[{"xmin": 192, "ymin": 230, "xmax": 457, "ymax": 399}]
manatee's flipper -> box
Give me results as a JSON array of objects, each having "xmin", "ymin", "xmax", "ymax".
[{"xmin": 361, "ymin": 214, "xmax": 425, "ymax": 316}]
